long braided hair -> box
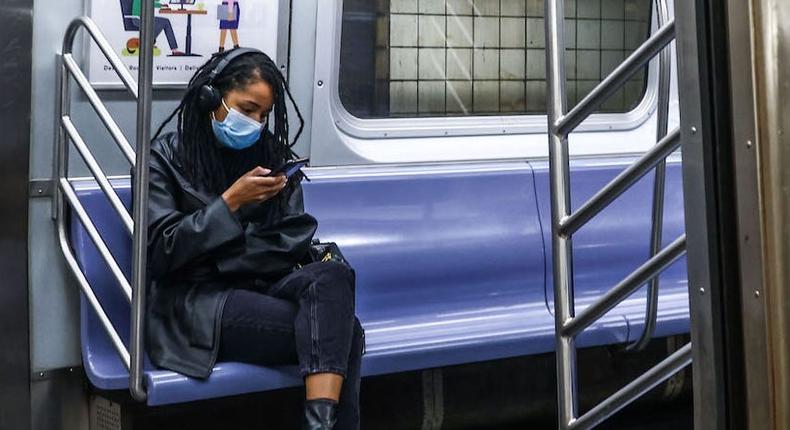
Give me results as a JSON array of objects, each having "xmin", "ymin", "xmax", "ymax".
[{"xmin": 154, "ymin": 49, "xmax": 305, "ymax": 212}]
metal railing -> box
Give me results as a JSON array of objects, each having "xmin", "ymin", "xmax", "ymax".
[
  {"xmin": 544, "ymin": 0, "xmax": 691, "ymax": 428},
  {"xmin": 628, "ymin": 0, "xmax": 672, "ymax": 352},
  {"xmin": 54, "ymin": 8, "xmax": 154, "ymax": 402}
]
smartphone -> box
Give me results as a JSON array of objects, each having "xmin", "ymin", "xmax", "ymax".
[{"xmin": 268, "ymin": 157, "xmax": 310, "ymax": 178}]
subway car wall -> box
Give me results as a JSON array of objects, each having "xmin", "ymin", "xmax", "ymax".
[{"xmin": 15, "ymin": 0, "xmax": 692, "ymax": 428}]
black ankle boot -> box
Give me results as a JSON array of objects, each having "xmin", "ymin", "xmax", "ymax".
[{"xmin": 302, "ymin": 399, "xmax": 338, "ymax": 430}]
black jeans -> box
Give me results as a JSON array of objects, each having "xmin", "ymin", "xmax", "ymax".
[{"xmin": 218, "ymin": 261, "xmax": 364, "ymax": 429}]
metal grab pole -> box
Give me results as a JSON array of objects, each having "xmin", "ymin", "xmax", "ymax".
[
  {"xmin": 569, "ymin": 343, "xmax": 692, "ymax": 430},
  {"xmin": 62, "ymin": 117, "xmax": 133, "ymax": 234},
  {"xmin": 61, "ymin": 17, "xmax": 139, "ymax": 99},
  {"xmin": 629, "ymin": 0, "xmax": 672, "ymax": 352},
  {"xmin": 545, "ymin": 0, "xmax": 578, "ymax": 426},
  {"xmin": 62, "ymin": 55, "xmax": 136, "ymax": 165},
  {"xmin": 562, "ymin": 235, "xmax": 687, "ymax": 337},
  {"xmin": 544, "ymin": 1, "xmax": 689, "ymax": 428},
  {"xmin": 129, "ymin": 0, "xmax": 155, "ymax": 402},
  {"xmin": 558, "ymin": 129, "xmax": 680, "ymax": 237},
  {"xmin": 56, "ymin": 210, "xmax": 131, "ymax": 369},
  {"xmin": 555, "ymin": 20, "xmax": 675, "ymax": 136}
]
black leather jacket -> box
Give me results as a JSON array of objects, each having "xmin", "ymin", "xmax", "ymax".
[{"xmin": 145, "ymin": 132, "xmax": 318, "ymax": 378}]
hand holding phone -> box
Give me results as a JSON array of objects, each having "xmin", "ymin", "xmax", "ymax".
[
  {"xmin": 268, "ymin": 157, "xmax": 310, "ymax": 178},
  {"xmin": 222, "ymin": 166, "xmax": 287, "ymax": 212}
]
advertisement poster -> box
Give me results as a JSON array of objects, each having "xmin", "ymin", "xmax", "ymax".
[{"xmin": 88, "ymin": 0, "xmax": 280, "ymax": 88}]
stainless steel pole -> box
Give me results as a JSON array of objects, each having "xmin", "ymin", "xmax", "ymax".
[
  {"xmin": 53, "ymin": 53, "xmax": 70, "ymax": 221},
  {"xmin": 556, "ymin": 21, "xmax": 675, "ymax": 137},
  {"xmin": 129, "ymin": 0, "xmax": 155, "ymax": 402},
  {"xmin": 629, "ymin": 0, "xmax": 672, "ymax": 352},
  {"xmin": 545, "ymin": 0, "xmax": 577, "ymax": 427}
]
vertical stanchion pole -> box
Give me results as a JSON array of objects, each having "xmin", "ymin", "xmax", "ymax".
[
  {"xmin": 545, "ymin": 0, "xmax": 577, "ymax": 428},
  {"xmin": 53, "ymin": 53, "xmax": 70, "ymax": 221},
  {"xmin": 129, "ymin": 0, "xmax": 154, "ymax": 402},
  {"xmin": 628, "ymin": 0, "xmax": 671, "ymax": 352}
]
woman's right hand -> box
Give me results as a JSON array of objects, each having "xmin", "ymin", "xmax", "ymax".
[{"xmin": 221, "ymin": 166, "xmax": 287, "ymax": 212}]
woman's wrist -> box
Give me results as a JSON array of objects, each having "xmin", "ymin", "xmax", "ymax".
[{"xmin": 221, "ymin": 192, "xmax": 240, "ymax": 213}]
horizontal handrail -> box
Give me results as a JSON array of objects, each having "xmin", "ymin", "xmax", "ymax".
[
  {"xmin": 62, "ymin": 116, "xmax": 133, "ymax": 235},
  {"xmin": 56, "ymin": 214, "xmax": 131, "ymax": 370},
  {"xmin": 568, "ymin": 342, "xmax": 692, "ymax": 430},
  {"xmin": 562, "ymin": 234, "xmax": 687, "ymax": 337},
  {"xmin": 60, "ymin": 178, "xmax": 132, "ymax": 303},
  {"xmin": 62, "ymin": 16, "xmax": 138, "ymax": 98},
  {"xmin": 558, "ymin": 128, "xmax": 680, "ymax": 237},
  {"xmin": 555, "ymin": 20, "xmax": 676, "ymax": 137},
  {"xmin": 63, "ymin": 55, "xmax": 136, "ymax": 165}
]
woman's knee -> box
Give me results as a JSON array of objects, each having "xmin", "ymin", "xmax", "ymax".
[
  {"xmin": 313, "ymin": 261, "xmax": 356, "ymax": 296},
  {"xmin": 317, "ymin": 261, "xmax": 354, "ymax": 283},
  {"xmin": 291, "ymin": 261, "xmax": 356, "ymax": 311}
]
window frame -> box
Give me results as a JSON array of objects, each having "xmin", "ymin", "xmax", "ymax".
[
  {"xmin": 324, "ymin": 0, "xmax": 659, "ymax": 140},
  {"xmin": 307, "ymin": 0, "xmax": 667, "ymax": 167}
]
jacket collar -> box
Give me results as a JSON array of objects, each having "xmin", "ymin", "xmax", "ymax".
[{"xmin": 152, "ymin": 132, "xmax": 213, "ymax": 206}]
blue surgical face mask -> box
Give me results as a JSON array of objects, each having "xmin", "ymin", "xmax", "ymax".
[{"xmin": 211, "ymin": 99, "xmax": 263, "ymax": 150}]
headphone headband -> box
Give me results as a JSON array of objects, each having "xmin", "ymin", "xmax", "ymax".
[
  {"xmin": 207, "ymin": 47, "xmax": 263, "ymax": 83},
  {"xmin": 198, "ymin": 47, "xmax": 264, "ymax": 112}
]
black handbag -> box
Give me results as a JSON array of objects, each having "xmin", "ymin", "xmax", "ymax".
[{"xmin": 301, "ymin": 239, "xmax": 352, "ymax": 268}]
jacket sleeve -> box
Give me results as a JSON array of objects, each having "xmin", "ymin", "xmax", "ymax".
[
  {"xmin": 214, "ymin": 183, "xmax": 318, "ymax": 279},
  {"xmin": 147, "ymin": 157, "xmax": 245, "ymax": 278},
  {"xmin": 285, "ymin": 181, "xmax": 307, "ymax": 214}
]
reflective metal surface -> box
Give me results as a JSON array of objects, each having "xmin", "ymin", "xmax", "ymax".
[
  {"xmin": 751, "ymin": 0, "xmax": 790, "ymax": 426},
  {"xmin": 544, "ymin": 0, "xmax": 578, "ymax": 425},
  {"xmin": 562, "ymin": 235, "xmax": 686, "ymax": 337},
  {"xmin": 545, "ymin": 0, "xmax": 688, "ymax": 428},
  {"xmin": 672, "ymin": 0, "xmax": 734, "ymax": 426},
  {"xmin": 570, "ymin": 343, "xmax": 692, "ymax": 430},
  {"xmin": 53, "ymin": 12, "xmax": 154, "ymax": 402},
  {"xmin": 62, "ymin": 55, "xmax": 135, "ymax": 165},
  {"xmin": 630, "ymin": 0, "xmax": 672, "ymax": 352},
  {"xmin": 62, "ymin": 117, "xmax": 133, "ymax": 234},
  {"xmin": 556, "ymin": 19, "xmax": 676, "ymax": 136},
  {"xmin": 58, "ymin": 179, "xmax": 131, "ymax": 369},
  {"xmin": 129, "ymin": 0, "xmax": 155, "ymax": 403},
  {"xmin": 558, "ymin": 130, "xmax": 680, "ymax": 237},
  {"xmin": 727, "ymin": 0, "xmax": 771, "ymax": 426},
  {"xmin": 58, "ymin": 172, "xmax": 132, "ymax": 303}
]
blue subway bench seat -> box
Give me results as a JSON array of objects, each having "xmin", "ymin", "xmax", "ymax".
[{"xmin": 68, "ymin": 160, "xmax": 688, "ymax": 406}]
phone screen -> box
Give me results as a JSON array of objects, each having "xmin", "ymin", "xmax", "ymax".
[{"xmin": 270, "ymin": 158, "xmax": 309, "ymax": 178}]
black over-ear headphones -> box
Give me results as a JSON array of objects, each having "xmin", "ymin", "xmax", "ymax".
[{"xmin": 197, "ymin": 47, "xmax": 263, "ymax": 112}]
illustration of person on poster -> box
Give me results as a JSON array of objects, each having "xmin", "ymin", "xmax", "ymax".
[
  {"xmin": 122, "ymin": 0, "xmax": 184, "ymax": 56},
  {"xmin": 217, "ymin": 0, "xmax": 241, "ymax": 53},
  {"xmin": 89, "ymin": 0, "xmax": 279, "ymax": 87}
]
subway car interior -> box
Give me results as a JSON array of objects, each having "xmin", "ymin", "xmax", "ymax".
[{"xmin": 0, "ymin": 0, "xmax": 788, "ymax": 428}]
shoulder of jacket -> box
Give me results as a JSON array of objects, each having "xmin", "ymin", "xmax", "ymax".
[
  {"xmin": 151, "ymin": 132, "xmax": 180, "ymax": 166},
  {"xmin": 151, "ymin": 131, "xmax": 179, "ymax": 156}
]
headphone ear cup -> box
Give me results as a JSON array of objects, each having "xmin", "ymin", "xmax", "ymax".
[{"xmin": 198, "ymin": 84, "xmax": 222, "ymax": 112}]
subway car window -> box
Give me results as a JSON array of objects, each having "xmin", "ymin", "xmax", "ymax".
[{"xmin": 339, "ymin": 0, "xmax": 652, "ymax": 118}]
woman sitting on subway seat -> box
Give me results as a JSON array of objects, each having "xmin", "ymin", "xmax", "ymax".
[{"xmin": 145, "ymin": 48, "xmax": 363, "ymax": 430}]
